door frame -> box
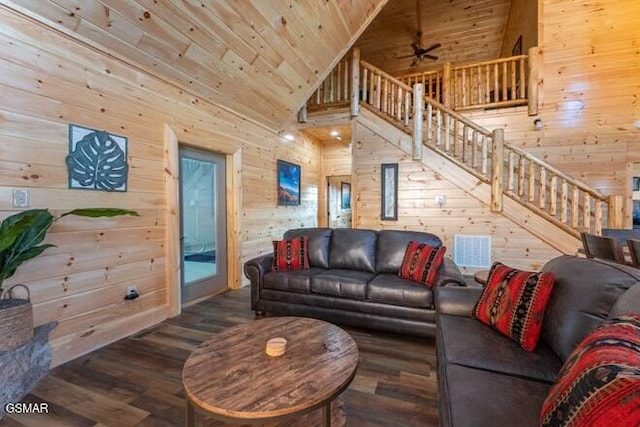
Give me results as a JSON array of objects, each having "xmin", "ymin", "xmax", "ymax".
[{"xmin": 164, "ymin": 125, "xmax": 242, "ymax": 317}]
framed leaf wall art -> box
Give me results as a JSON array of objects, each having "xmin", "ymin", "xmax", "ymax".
[{"xmin": 66, "ymin": 124, "xmax": 129, "ymax": 192}]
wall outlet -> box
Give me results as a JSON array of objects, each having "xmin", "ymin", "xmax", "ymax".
[
  {"xmin": 12, "ymin": 189, "xmax": 30, "ymax": 208},
  {"xmin": 125, "ymin": 286, "xmax": 139, "ymax": 300}
]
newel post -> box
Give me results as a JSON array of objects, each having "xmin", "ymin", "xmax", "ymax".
[
  {"xmin": 527, "ymin": 46, "xmax": 540, "ymax": 116},
  {"xmin": 442, "ymin": 62, "xmax": 452, "ymax": 108},
  {"xmin": 607, "ymin": 195, "xmax": 625, "ymax": 228},
  {"xmin": 412, "ymin": 83, "xmax": 424, "ymax": 160},
  {"xmin": 491, "ymin": 129, "xmax": 504, "ymax": 212},
  {"xmin": 350, "ymin": 47, "xmax": 360, "ymax": 117}
]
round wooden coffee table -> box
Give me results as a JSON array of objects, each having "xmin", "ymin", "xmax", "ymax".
[{"xmin": 182, "ymin": 316, "xmax": 359, "ymax": 426}]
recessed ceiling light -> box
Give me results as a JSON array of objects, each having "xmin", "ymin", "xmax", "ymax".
[
  {"xmin": 283, "ymin": 133, "xmax": 295, "ymax": 141},
  {"xmin": 330, "ymin": 130, "xmax": 339, "ymax": 137}
]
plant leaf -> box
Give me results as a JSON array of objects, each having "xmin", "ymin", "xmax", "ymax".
[
  {"xmin": 61, "ymin": 208, "xmax": 139, "ymax": 218},
  {"xmin": 66, "ymin": 131, "xmax": 128, "ymax": 191},
  {"xmin": 0, "ymin": 244, "xmax": 56, "ymax": 283},
  {"xmin": 0, "ymin": 210, "xmax": 54, "ymax": 250},
  {"xmin": 0, "ymin": 215, "xmax": 35, "ymax": 252},
  {"xmin": 0, "ymin": 210, "xmax": 56, "ymax": 286}
]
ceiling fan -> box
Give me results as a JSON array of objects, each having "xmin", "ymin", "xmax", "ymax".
[
  {"xmin": 396, "ymin": 0, "xmax": 441, "ymax": 66},
  {"xmin": 397, "ymin": 33, "xmax": 441, "ymax": 66}
]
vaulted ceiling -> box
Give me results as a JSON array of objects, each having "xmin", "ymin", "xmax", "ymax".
[
  {"xmin": 356, "ymin": 0, "xmax": 512, "ymax": 76},
  {"xmin": 4, "ymin": 0, "xmax": 387, "ymax": 130}
]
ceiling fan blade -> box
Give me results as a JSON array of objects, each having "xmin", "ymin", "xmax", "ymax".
[
  {"xmin": 421, "ymin": 43, "xmax": 442, "ymax": 54},
  {"xmin": 397, "ymin": 54, "xmax": 417, "ymax": 59},
  {"xmin": 424, "ymin": 54, "xmax": 439, "ymax": 61},
  {"xmin": 410, "ymin": 58, "xmax": 418, "ymax": 67},
  {"xmin": 410, "ymin": 42, "xmax": 420, "ymax": 54}
]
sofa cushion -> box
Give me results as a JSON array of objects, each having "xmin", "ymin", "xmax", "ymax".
[
  {"xmin": 367, "ymin": 274, "xmax": 433, "ymax": 308},
  {"xmin": 437, "ymin": 314, "xmax": 562, "ymax": 383},
  {"xmin": 541, "ymin": 256, "xmax": 640, "ymax": 361},
  {"xmin": 398, "ymin": 242, "xmax": 446, "ymax": 287},
  {"xmin": 311, "ymin": 269, "xmax": 375, "ymax": 300},
  {"xmin": 540, "ymin": 315, "xmax": 640, "ymax": 427},
  {"xmin": 442, "ymin": 364, "xmax": 551, "ymax": 427},
  {"xmin": 328, "ymin": 229, "xmax": 377, "ymax": 273},
  {"xmin": 263, "ymin": 268, "xmax": 326, "ymax": 293},
  {"xmin": 609, "ymin": 282, "xmax": 640, "ymax": 318},
  {"xmin": 271, "ymin": 236, "xmax": 310, "ymax": 271},
  {"xmin": 376, "ymin": 230, "xmax": 442, "ymax": 273},
  {"xmin": 473, "ymin": 262, "xmax": 555, "ymax": 352},
  {"xmin": 284, "ymin": 228, "xmax": 332, "ymax": 269}
]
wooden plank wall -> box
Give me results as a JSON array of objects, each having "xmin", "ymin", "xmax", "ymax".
[
  {"xmin": 0, "ymin": 8, "xmax": 321, "ymax": 366},
  {"xmin": 465, "ymin": 0, "xmax": 640, "ymax": 225},
  {"xmin": 352, "ymin": 122, "xmax": 562, "ymax": 273}
]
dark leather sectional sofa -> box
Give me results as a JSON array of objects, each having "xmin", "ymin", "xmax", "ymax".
[
  {"xmin": 244, "ymin": 227, "xmax": 465, "ymax": 337},
  {"xmin": 435, "ymin": 256, "xmax": 640, "ymax": 427}
]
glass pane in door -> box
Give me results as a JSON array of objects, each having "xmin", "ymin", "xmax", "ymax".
[
  {"xmin": 179, "ymin": 147, "xmax": 227, "ymax": 304},
  {"xmin": 181, "ymin": 156, "xmax": 217, "ymax": 284}
]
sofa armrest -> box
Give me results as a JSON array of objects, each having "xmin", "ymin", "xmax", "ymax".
[
  {"xmin": 434, "ymin": 286, "xmax": 484, "ymax": 317},
  {"xmin": 434, "ymin": 257, "xmax": 466, "ymax": 287},
  {"xmin": 243, "ymin": 254, "xmax": 273, "ymax": 310}
]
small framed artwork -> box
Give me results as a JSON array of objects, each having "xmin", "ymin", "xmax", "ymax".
[
  {"xmin": 381, "ymin": 163, "xmax": 398, "ymax": 220},
  {"xmin": 277, "ymin": 160, "xmax": 301, "ymax": 206},
  {"xmin": 66, "ymin": 124, "xmax": 128, "ymax": 192},
  {"xmin": 341, "ymin": 182, "xmax": 351, "ymax": 209},
  {"xmin": 633, "ymin": 176, "xmax": 640, "ymax": 192},
  {"xmin": 512, "ymin": 35, "xmax": 523, "ymax": 56}
]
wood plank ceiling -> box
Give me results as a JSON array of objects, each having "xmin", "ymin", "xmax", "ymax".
[
  {"xmin": 356, "ymin": 0, "xmax": 512, "ymax": 76},
  {"xmin": 3, "ymin": 0, "xmax": 388, "ymax": 130}
]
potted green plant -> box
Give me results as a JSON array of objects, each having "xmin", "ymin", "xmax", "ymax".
[{"xmin": 0, "ymin": 208, "xmax": 138, "ymax": 351}]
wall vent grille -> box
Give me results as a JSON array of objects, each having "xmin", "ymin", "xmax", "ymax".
[{"xmin": 454, "ymin": 235, "xmax": 492, "ymax": 268}]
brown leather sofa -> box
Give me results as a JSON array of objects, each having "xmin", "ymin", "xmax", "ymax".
[
  {"xmin": 244, "ymin": 228, "xmax": 465, "ymax": 337},
  {"xmin": 434, "ymin": 256, "xmax": 640, "ymax": 427}
]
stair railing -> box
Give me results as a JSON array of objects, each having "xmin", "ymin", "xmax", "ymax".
[
  {"xmin": 419, "ymin": 93, "xmax": 623, "ymax": 236},
  {"xmin": 358, "ymin": 61, "xmax": 413, "ymax": 127},
  {"xmin": 398, "ymin": 69, "xmax": 443, "ymax": 103},
  {"xmin": 300, "ymin": 49, "xmax": 623, "ymax": 236}
]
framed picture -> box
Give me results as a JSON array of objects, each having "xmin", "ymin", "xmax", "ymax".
[
  {"xmin": 381, "ymin": 163, "xmax": 398, "ymax": 220},
  {"xmin": 341, "ymin": 182, "xmax": 351, "ymax": 209},
  {"xmin": 67, "ymin": 124, "xmax": 128, "ymax": 192},
  {"xmin": 277, "ymin": 160, "xmax": 301, "ymax": 206},
  {"xmin": 512, "ymin": 35, "xmax": 523, "ymax": 56},
  {"xmin": 633, "ymin": 176, "xmax": 640, "ymax": 192}
]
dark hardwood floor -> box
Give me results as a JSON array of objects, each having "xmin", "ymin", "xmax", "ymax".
[{"xmin": 1, "ymin": 287, "xmax": 438, "ymax": 427}]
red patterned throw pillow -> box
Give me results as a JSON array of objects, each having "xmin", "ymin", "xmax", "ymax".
[
  {"xmin": 398, "ymin": 242, "xmax": 446, "ymax": 288},
  {"xmin": 540, "ymin": 314, "xmax": 640, "ymax": 427},
  {"xmin": 473, "ymin": 262, "xmax": 555, "ymax": 352},
  {"xmin": 271, "ymin": 236, "xmax": 310, "ymax": 271}
]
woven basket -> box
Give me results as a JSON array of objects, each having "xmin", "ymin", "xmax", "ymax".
[{"xmin": 0, "ymin": 284, "xmax": 34, "ymax": 352}]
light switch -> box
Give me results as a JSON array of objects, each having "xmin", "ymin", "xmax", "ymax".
[
  {"xmin": 435, "ymin": 195, "xmax": 447, "ymax": 207},
  {"xmin": 12, "ymin": 189, "xmax": 30, "ymax": 208}
]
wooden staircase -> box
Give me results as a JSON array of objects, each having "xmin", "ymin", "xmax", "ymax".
[{"xmin": 300, "ymin": 49, "xmax": 625, "ymax": 254}]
